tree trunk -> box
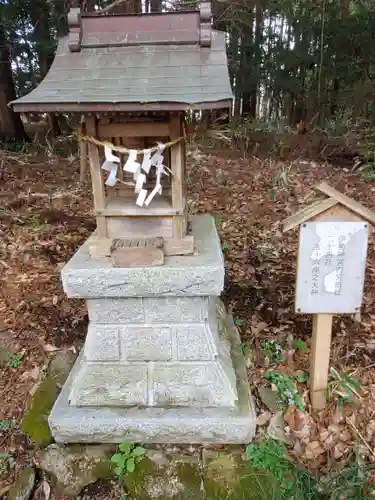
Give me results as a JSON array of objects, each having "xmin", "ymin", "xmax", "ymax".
[
  {"xmin": 242, "ymin": 92, "xmax": 251, "ymax": 116},
  {"xmin": 250, "ymin": 1, "xmax": 263, "ymax": 118},
  {"xmin": 31, "ymin": 0, "xmax": 61, "ymax": 137},
  {"xmin": 150, "ymin": 0, "xmax": 162, "ymax": 12},
  {"xmin": 343, "ymin": 0, "xmax": 349, "ymax": 16},
  {"xmin": 0, "ymin": 26, "xmax": 28, "ymax": 140},
  {"xmin": 330, "ymin": 0, "xmax": 348, "ymax": 117},
  {"xmin": 331, "ymin": 78, "xmax": 339, "ymax": 117},
  {"xmin": 240, "ymin": 5, "xmax": 254, "ymax": 117},
  {"xmin": 84, "ymin": 0, "xmax": 97, "ymax": 11}
]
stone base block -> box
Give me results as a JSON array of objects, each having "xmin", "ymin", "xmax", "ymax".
[
  {"xmin": 49, "ymin": 316, "xmax": 256, "ymax": 444},
  {"xmin": 61, "ymin": 215, "xmax": 224, "ymax": 298}
]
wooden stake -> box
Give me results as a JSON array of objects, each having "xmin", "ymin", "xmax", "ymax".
[{"xmin": 310, "ymin": 313, "xmax": 333, "ymax": 410}]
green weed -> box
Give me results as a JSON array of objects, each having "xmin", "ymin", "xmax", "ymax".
[
  {"xmin": 246, "ymin": 438, "xmax": 375, "ymax": 499},
  {"xmin": 221, "ymin": 241, "xmax": 230, "ymax": 252},
  {"xmin": 214, "ymin": 216, "xmax": 225, "ymax": 224},
  {"xmin": 246, "ymin": 439, "xmax": 320, "ymax": 499},
  {"xmin": 329, "ymin": 367, "xmax": 362, "ymax": 407},
  {"xmin": 261, "ymin": 340, "xmax": 285, "ymax": 364},
  {"xmin": 7, "ymin": 353, "xmax": 23, "ymax": 369},
  {"xmin": 0, "ymin": 420, "xmax": 10, "ymax": 430},
  {"xmin": 292, "ymin": 339, "xmax": 307, "ymax": 351},
  {"xmin": 264, "ymin": 371, "xmax": 305, "ymax": 411},
  {"xmin": 240, "ymin": 341, "xmax": 251, "ymax": 357},
  {"xmin": 111, "ymin": 442, "xmax": 146, "ymax": 481},
  {"xmin": 323, "ymin": 459, "xmax": 375, "ymax": 499}
]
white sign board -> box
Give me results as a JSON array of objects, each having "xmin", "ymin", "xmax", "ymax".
[{"xmin": 295, "ymin": 221, "xmax": 368, "ymax": 314}]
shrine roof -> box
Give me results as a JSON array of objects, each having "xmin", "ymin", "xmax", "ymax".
[{"xmin": 10, "ymin": 8, "xmax": 233, "ymax": 113}]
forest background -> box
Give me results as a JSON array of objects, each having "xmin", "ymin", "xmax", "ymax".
[{"xmin": 1, "ymin": 0, "xmax": 374, "ymax": 141}]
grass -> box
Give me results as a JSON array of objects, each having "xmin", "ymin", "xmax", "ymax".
[
  {"xmin": 246, "ymin": 439, "xmax": 321, "ymax": 499},
  {"xmin": 246, "ymin": 438, "xmax": 375, "ymax": 499}
]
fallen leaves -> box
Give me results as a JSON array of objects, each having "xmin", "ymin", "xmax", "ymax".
[
  {"xmin": 256, "ymin": 411, "xmax": 272, "ymax": 426},
  {"xmin": 305, "ymin": 441, "xmax": 325, "ymax": 460},
  {"xmin": 0, "ymin": 140, "xmax": 375, "ymax": 484},
  {"xmin": 43, "ymin": 344, "xmax": 60, "ymax": 353}
]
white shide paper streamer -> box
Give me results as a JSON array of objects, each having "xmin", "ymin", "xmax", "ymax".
[
  {"xmin": 101, "ymin": 147, "xmax": 120, "ymax": 186},
  {"xmin": 102, "ymin": 144, "xmax": 169, "ymax": 208}
]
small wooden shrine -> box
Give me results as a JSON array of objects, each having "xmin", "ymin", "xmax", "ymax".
[
  {"xmin": 8, "ymin": 3, "xmax": 257, "ymax": 447},
  {"xmin": 11, "ymin": 3, "xmax": 232, "ymax": 265}
]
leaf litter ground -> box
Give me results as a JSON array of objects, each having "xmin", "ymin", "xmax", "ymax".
[{"xmin": 1, "ymin": 143, "xmax": 375, "ymax": 497}]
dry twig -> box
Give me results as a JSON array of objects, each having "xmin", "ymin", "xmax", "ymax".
[{"xmin": 346, "ymin": 416, "xmax": 375, "ymax": 458}]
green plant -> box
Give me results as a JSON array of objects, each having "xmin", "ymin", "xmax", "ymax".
[
  {"xmin": 221, "ymin": 241, "xmax": 230, "ymax": 252},
  {"xmin": 7, "ymin": 353, "xmax": 24, "ymax": 369},
  {"xmin": 246, "ymin": 439, "xmax": 320, "ymax": 499},
  {"xmin": 111, "ymin": 442, "xmax": 146, "ymax": 480},
  {"xmin": 292, "ymin": 339, "xmax": 307, "ymax": 351},
  {"xmin": 264, "ymin": 371, "xmax": 305, "ymax": 411},
  {"xmin": 261, "ymin": 340, "xmax": 285, "ymax": 364},
  {"xmin": 240, "ymin": 341, "xmax": 250, "ymax": 356},
  {"xmin": 329, "ymin": 367, "xmax": 362, "ymax": 407},
  {"xmin": 0, "ymin": 420, "xmax": 10, "ymax": 430},
  {"xmin": 235, "ymin": 318, "xmax": 244, "ymax": 326},
  {"xmin": 214, "ymin": 216, "xmax": 225, "ymax": 224}
]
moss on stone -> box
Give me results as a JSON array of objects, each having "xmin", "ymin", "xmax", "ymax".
[
  {"xmin": 173, "ymin": 461, "xmax": 202, "ymax": 499},
  {"xmin": 21, "ymin": 376, "xmax": 57, "ymax": 447},
  {"xmin": 205, "ymin": 453, "xmax": 237, "ymax": 486},
  {"xmin": 203, "ymin": 451, "xmax": 279, "ymax": 500},
  {"xmin": 123, "ymin": 457, "xmax": 156, "ymax": 499},
  {"xmin": 124, "ymin": 453, "xmax": 202, "ymax": 499},
  {"xmin": 21, "ymin": 349, "xmax": 77, "ymax": 448},
  {"xmin": 90, "ymin": 458, "xmax": 112, "ymax": 481}
]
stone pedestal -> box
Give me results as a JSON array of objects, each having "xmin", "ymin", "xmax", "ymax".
[{"xmin": 49, "ymin": 216, "xmax": 256, "ymax": 443}]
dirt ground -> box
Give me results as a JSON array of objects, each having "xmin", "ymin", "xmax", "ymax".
[{"xmin": 1, "ymin": 140, "xmax": 375, "ymax": 497}]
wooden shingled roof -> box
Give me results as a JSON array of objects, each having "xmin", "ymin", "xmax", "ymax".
[
  {"xmin": 283, "ymin": 182, "xmax": 375, "ymax": 232},
  {"xmin": 10, "ymin": 3, "xmax": 233, "ymax": 113}
]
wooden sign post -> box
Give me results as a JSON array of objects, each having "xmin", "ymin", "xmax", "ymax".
[{"xmin": 283, "ymin": 182, "xmax": 375, "ymax": 410}]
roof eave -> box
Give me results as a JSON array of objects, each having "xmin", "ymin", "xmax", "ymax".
[{"xmin": 12, "ymin": 99, "xmax": 233, "ymax": 113}]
